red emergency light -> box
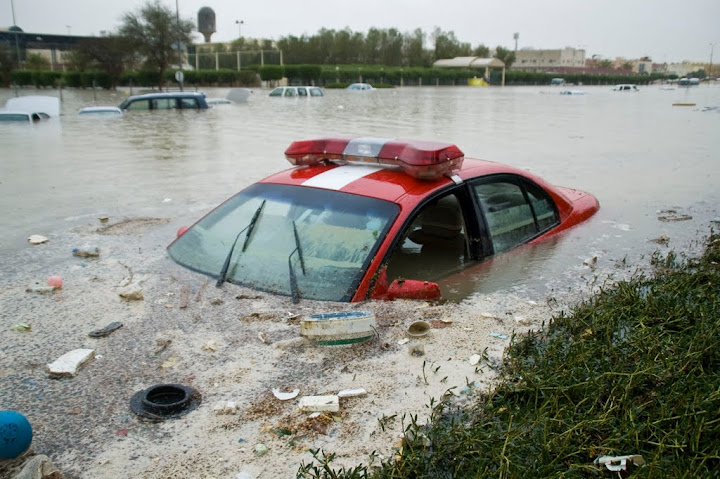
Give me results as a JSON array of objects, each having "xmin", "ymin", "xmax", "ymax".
[{"xmin": 284, "ymin": 137, "xmax": 465, "ymax": 180}]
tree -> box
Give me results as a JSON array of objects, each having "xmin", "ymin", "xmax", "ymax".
[
  {"xmin": 25, "ymin": 52, "xmax": 50, "ymax": 70},
  {"xmin": 473, "ymin": 44, "xmax": 490, "ymax": 57},
  {"xmin": 620, "ymin": 61, "xmax": 633, "ymax": 71},
  {"xmin": 432, "ymin": 28, "xmax": 472, "ymax": 60},
  {"xmin": 0, "ymin": 43, "xmax": 18, "ymax": 86},
  {"xmin": 597, "ymin": 59, "xmax": 614, "ymax": 69},
  {"xmin": 494, "ymin": 46, "xmax": 516, "ymax": 69},
  {"xmin": 73, "ymin": 34, "xmax": 135, "ymax": 88},
  {"xmin": 119, "ymin": 0, "xmax": 194, "ymax": 88}
]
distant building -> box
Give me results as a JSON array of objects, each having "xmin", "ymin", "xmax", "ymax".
[
  {"xmin": 514, "ymin": 47, "xmax": 585, "ymax": 71},
  {"xmin": 667, "ymin": 61, "xmax": 706, "ymax": 77}
]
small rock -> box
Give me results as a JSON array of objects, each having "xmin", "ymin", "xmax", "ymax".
[
  {"xmin": 99, "ymin": 216, "xmax": 109, "ymax": 223},
  {"xmin": 47, "ymin": 349, "xmax": 95, "ymax": 378},
  {"xmin": 254, "ymin": 443, "xmax": 268, "ymax": 457},
  {"xmin": 214, "ymin": 400, "xmax": 238, "ymax": 415},
  {"xmin": 27, "ymin": 234, "xmax": 49, "ymax": 245},
  {"xmin": 119, "ymin": 283, "xmax": 143, "ymax": 301},
  {"xmin": 469, "ymin": 354, "xmax": 481, "ymax": 366},
  {"xmin": 202, "ymin": 340, "xmax": 219, "ymax": 352}
]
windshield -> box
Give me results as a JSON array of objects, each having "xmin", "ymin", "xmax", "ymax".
[{"xmin": 168, "ymin": 184, "xmax": 399, "ymax": 301}]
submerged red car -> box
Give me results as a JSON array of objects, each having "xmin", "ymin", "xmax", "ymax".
[{"xmin": 168, "ymin": 137, "xmax": 599, "ymax": 302}]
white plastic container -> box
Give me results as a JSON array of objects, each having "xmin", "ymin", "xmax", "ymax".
[{"xmin": 300, "ymin": 311, "xmax": 376, "ymax": 346}]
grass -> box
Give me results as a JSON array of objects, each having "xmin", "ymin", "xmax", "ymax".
[{"xmin": 298, "ymin": 232, "xmax": 720, "ymax": 478}]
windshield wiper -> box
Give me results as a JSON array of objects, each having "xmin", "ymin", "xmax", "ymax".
[
  {"xmin": 216, "ymin": 199, "xmax": 266, "ymax": 287},
  {"xmin": 288, "ymin": 220, "xmax": 306, "ymax": 303}
]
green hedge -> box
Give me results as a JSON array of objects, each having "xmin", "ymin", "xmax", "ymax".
[{"xmin": 258, "ymin": 65, "xmax": 284, "ymax": 81}]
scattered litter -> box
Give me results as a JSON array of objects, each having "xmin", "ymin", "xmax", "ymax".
[
  {"xmin": 88, "ymin": 322, "xmax": 123, "ymax": 338},
  {"xmin": 594, "ymin": 454, "xmax": 645, "ymax": 471},
  {"xmin": 272, "ymin": 388, "xmax": 300, "ymax": 401},
  {"xmin": 307, "ymin": 412, "xmax": 322, "ymax": 419},
  {"xmin": 11, "ymin": 323, "xmax": 31, "ymax": 332},
  {"xmin": 258, "ymin": 331, "xmax": 269, "ymax": 344},
  {"xmin": 657, "ymin": 209, "xmax": 692, "ymax": 222},
  {"xmin": 119, "ymin": 283, "xmax": 143, "ymax": 301},
  {"xmin": 201, "ymin": 340, "xmax": 219, "ymax": 352},
  {"xmin": 407, "ymin": 341, "xmax": 425, "ymax": 356},
  {"xmin": 26, "ymin": 285, "xmax": 56, "ymax": 294},
  {"xmin": 46, "ymin": 275, "xmax": 63, "ymax": 289},
  {"xmin": 12, "ymin": 454, "xmax": 63, "ymax": 477},
  {"xmin": 254, "ymin": 443, "xmax": 268, "ymax": 457},
  {"xmin": 236, "ymin": 472, "xmax": 255, "ymax": 479},
  {"xmin": 407, "ymin": 320, "xmax": 431, "ymax": 337},
  {"xmin": 210, "ymin": 298, "xmax": 224, "ymax": 305},
  {"xmin": 299, "ymin": 395, "xmax": 340, "ymax": 412},
  {"xmin": 162, "ymin": 198, "xmax": 172, "ymax": 203},
  {"xmin": 480, "ymin": 312, "xmax": 496, "ymax": 319},
  {"xmin": 397, "ymin": 338, "xmax": 410, "ymax": 345},
  {"xmin": 154, "ymin": 339, "xmax": 171, "ymax": 355},
  {"xmin": 27, "ymin": 234, "xmax": 48, "ymax": 245},
  {"xmin": 649, "ymin": 235, "xmax": 670, "ymax": 245},
  {"xmin": 178, "ymin": 285, "xmax": 190, "ymax": 309},
  {"xmin": 514, "ymin": 316, "xmax": 530, "ymax": 325},
  {"xmin": 272, "ymin": 337, "xmax": 308, "ymax": 349},
  {"xmin": 338, "ymin": 388, "xmax": 367, "ymax": 398},
  {"xmin": 469, "ymin": 354, "xmax": 481, "ymax": 365},
  {"xmin": 429, "ymin": 319, "xmax": 451, "ymax": 329},
  {"xmin": 583, "ymin": 256, "xmax": 598, "ymax": 267},
  {"xmin": 489, "ymin": 333, "xmax": 508, "ymax": 340},
  {"xmin": 161, "ymin": 356, "xmax": 178, "ymax": 369},
  {"xmin": 47, "ymin": 348, "xmax": 95, "ymax": 378},
  {"xmin": 99, "ymin": 216, "xmax": 109, "ymax": 223},
  {"xmin": 214, "ymin": 400, "xmax": 238, "ymax": 415},
  {"xmin": 130, "ymin": 383, "xmax": 201, "ymax": 421},
  {"xmin": 72, "ymin": 245, "xmax": 100, "ymax": 257}
]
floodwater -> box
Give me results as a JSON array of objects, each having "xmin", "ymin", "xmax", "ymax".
[{"xmin": 1, "ymin": 84, "xmax": 719, "ymax": 302}]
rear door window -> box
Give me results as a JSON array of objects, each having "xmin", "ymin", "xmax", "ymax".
[
  {"xmin": 126, "ymin": 100, "xmax": 150, "ymax": 111},
  {"xmin": 472, "ymin": 177, "xmax": 559, "ymax": 254},
  {"xmin": 297, "ymin": 87, "xmax": 308, "ymax": 96}
]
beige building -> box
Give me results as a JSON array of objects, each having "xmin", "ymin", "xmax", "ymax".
[{"xmin": 514, "ymin": 47, "xmax": 586, "ymax": 71}]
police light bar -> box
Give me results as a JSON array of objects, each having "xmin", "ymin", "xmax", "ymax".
[{"xmin": 284, "ymin": 137, "xmax": 464, "ymax": 180}]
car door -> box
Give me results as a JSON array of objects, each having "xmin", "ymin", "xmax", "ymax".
[{"xmin": 383, "ymin": 186, "xmax": 482, "ymax": 284}]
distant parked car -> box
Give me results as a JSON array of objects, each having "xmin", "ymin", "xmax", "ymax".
[
  {"xmin": 346, "ymin": 83, "xmax": 375, "ymax": 91},
  {"xmin": 0, "ymin": 111, "xmax": 50, "ymax": 122},
  {"xmin": 0, "ymin": 95, "xmax": 59, "ymax": 123},
  {"xmin": 269, "ymin": 86, "xmax": 324, "ymax": 97},
  {"xmin": 612, "ymin": 84, "xmax": 639, "ymax": 92},
  {"xmin": 550, "ymin": 78, "xmax": 565, "ymax": 86},
  {"xmin": 118, "ymin": 92, "xmax": 210, "ymax": 111},
  {"xmin": 78, "ymin": 106, "xmax": 123, "ymax": 116}
]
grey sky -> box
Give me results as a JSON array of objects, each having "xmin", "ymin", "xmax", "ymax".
[{"xmin": 2, "ymin": 0, "xmax": 718, "ymax": 63}]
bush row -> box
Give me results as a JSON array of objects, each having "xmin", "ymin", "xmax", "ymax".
[
  {"xmin": 9, "ymin": 66, "xmax": 674, "ymax": 89},
  {"xmin": 9, "ymin": 69, "xmax": 260, "ymax": 88}
]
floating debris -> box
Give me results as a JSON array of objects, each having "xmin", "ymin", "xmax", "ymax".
[
  {"xmin": 27, "ymin": 234, "xmax": 48, "ymax": 245},
  {"xmin": 272, "ymin": 388, "xmax": 300, "ymax": 401},
  {"xmin": 47, "ymin": 348, "xmax": 95, "ymax": 378}
]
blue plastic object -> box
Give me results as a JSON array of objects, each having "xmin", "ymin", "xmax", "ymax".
[{"xmin": 0, "ymin": 410, "xmax": 33, "ymax": 459}]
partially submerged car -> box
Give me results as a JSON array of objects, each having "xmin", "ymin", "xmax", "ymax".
[
  {"xmin": 168, "ymin": 137, "xmax": 599, "ymax": 302},
  {"xmin": 347, "ymin": 83, "xmax": 375, "ymax": 91},
  {"xmin": 118, "ymin": 92, "xmax": 210, "ymax": 111},
  {"xmin": 612, "ymin": 84, "xmax": 639, "ymax": 92},
  {"xmin": 78, "ymin": 106, "xmax": 123, "ymax": 116},
  {"xmin": 0, "ymin": 95, "xmax": 59, "ymax": 122},
  {"xmin": 269, "ymin": 86, "xmax": 324, "ymax": 97}
]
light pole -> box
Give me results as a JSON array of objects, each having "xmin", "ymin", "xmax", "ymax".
[
  {"xmin": 175, "ymin": 0, "xmax": 184, "ymax": 91},
  {"xmin": 709, "ymin": 43, "xmax": 714, "ymax": 80},
  {"xmin": 236, "ymin": 19, "xmax": 244, "ymax": 38},
  {"xmin": 513, "ymin": 32, "xmax": 519, "ymax": 54},
  {"xmin": 10, "ymin": 0, "xmax": 21, "ymax": 67}
]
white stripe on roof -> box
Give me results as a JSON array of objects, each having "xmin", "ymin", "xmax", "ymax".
[{"xmin": 302, "ymin": 165, "xmax": 384, "ymax": 191}]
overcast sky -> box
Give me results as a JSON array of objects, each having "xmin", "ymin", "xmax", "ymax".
[{"xmin": 2, "ymin": 0, "xmax": 718, "ymax": 63}]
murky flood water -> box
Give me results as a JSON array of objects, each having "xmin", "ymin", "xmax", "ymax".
[{"xmin": 1, "ymin": 84, "xmax": 719, "ymax": 302}]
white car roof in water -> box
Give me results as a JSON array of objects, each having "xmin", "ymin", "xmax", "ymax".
[{"xmin": 3, "ymin": 96, "xmax": 60, "ymax": 117}]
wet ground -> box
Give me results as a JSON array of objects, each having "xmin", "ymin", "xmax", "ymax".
[{"xmin": 0, "ymin": 84, "xmax": 718, "ymax": 477}]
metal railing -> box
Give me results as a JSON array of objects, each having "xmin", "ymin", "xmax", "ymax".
[{"xmin": 188, "ymin": 50, "xmax": 283, "ymax": 70}]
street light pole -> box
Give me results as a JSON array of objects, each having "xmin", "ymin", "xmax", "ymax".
[
  {"xmin": 236, "ymin": 19, "xmax": 244, "ymax": 38},
  {"xmin": 10, "ymin": 0, "xmax": 21, "ymax": 67},
  {"xmin": 175, "ymin": 0, "xmax": 184, "ymax": 91},
  {"xmin": 709, "ymin": 43, "xmax": 714, "ymax": 80}
]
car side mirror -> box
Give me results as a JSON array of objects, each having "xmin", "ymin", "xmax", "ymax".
[{"xmin": 387, "ymin": 278, "xmax": 441, "ymax": 301}]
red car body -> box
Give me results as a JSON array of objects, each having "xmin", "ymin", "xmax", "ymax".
[{"xmin": 170, "ymin": 137, "xmax": 600, "ymax": 302}]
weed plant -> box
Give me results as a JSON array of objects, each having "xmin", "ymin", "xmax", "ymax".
[{"xmin": 298, "ymin": 233, "xmax": 720, "ymax": 478}]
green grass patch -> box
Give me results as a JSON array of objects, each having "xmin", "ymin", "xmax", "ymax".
[{"xmin": 299, "ymin": 232, "xmax": 720, "ymax": 478}]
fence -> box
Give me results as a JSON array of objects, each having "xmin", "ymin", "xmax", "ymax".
[{"xmin": 188, "ymin": 50, "xmax": 282, "ymax": 71}]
